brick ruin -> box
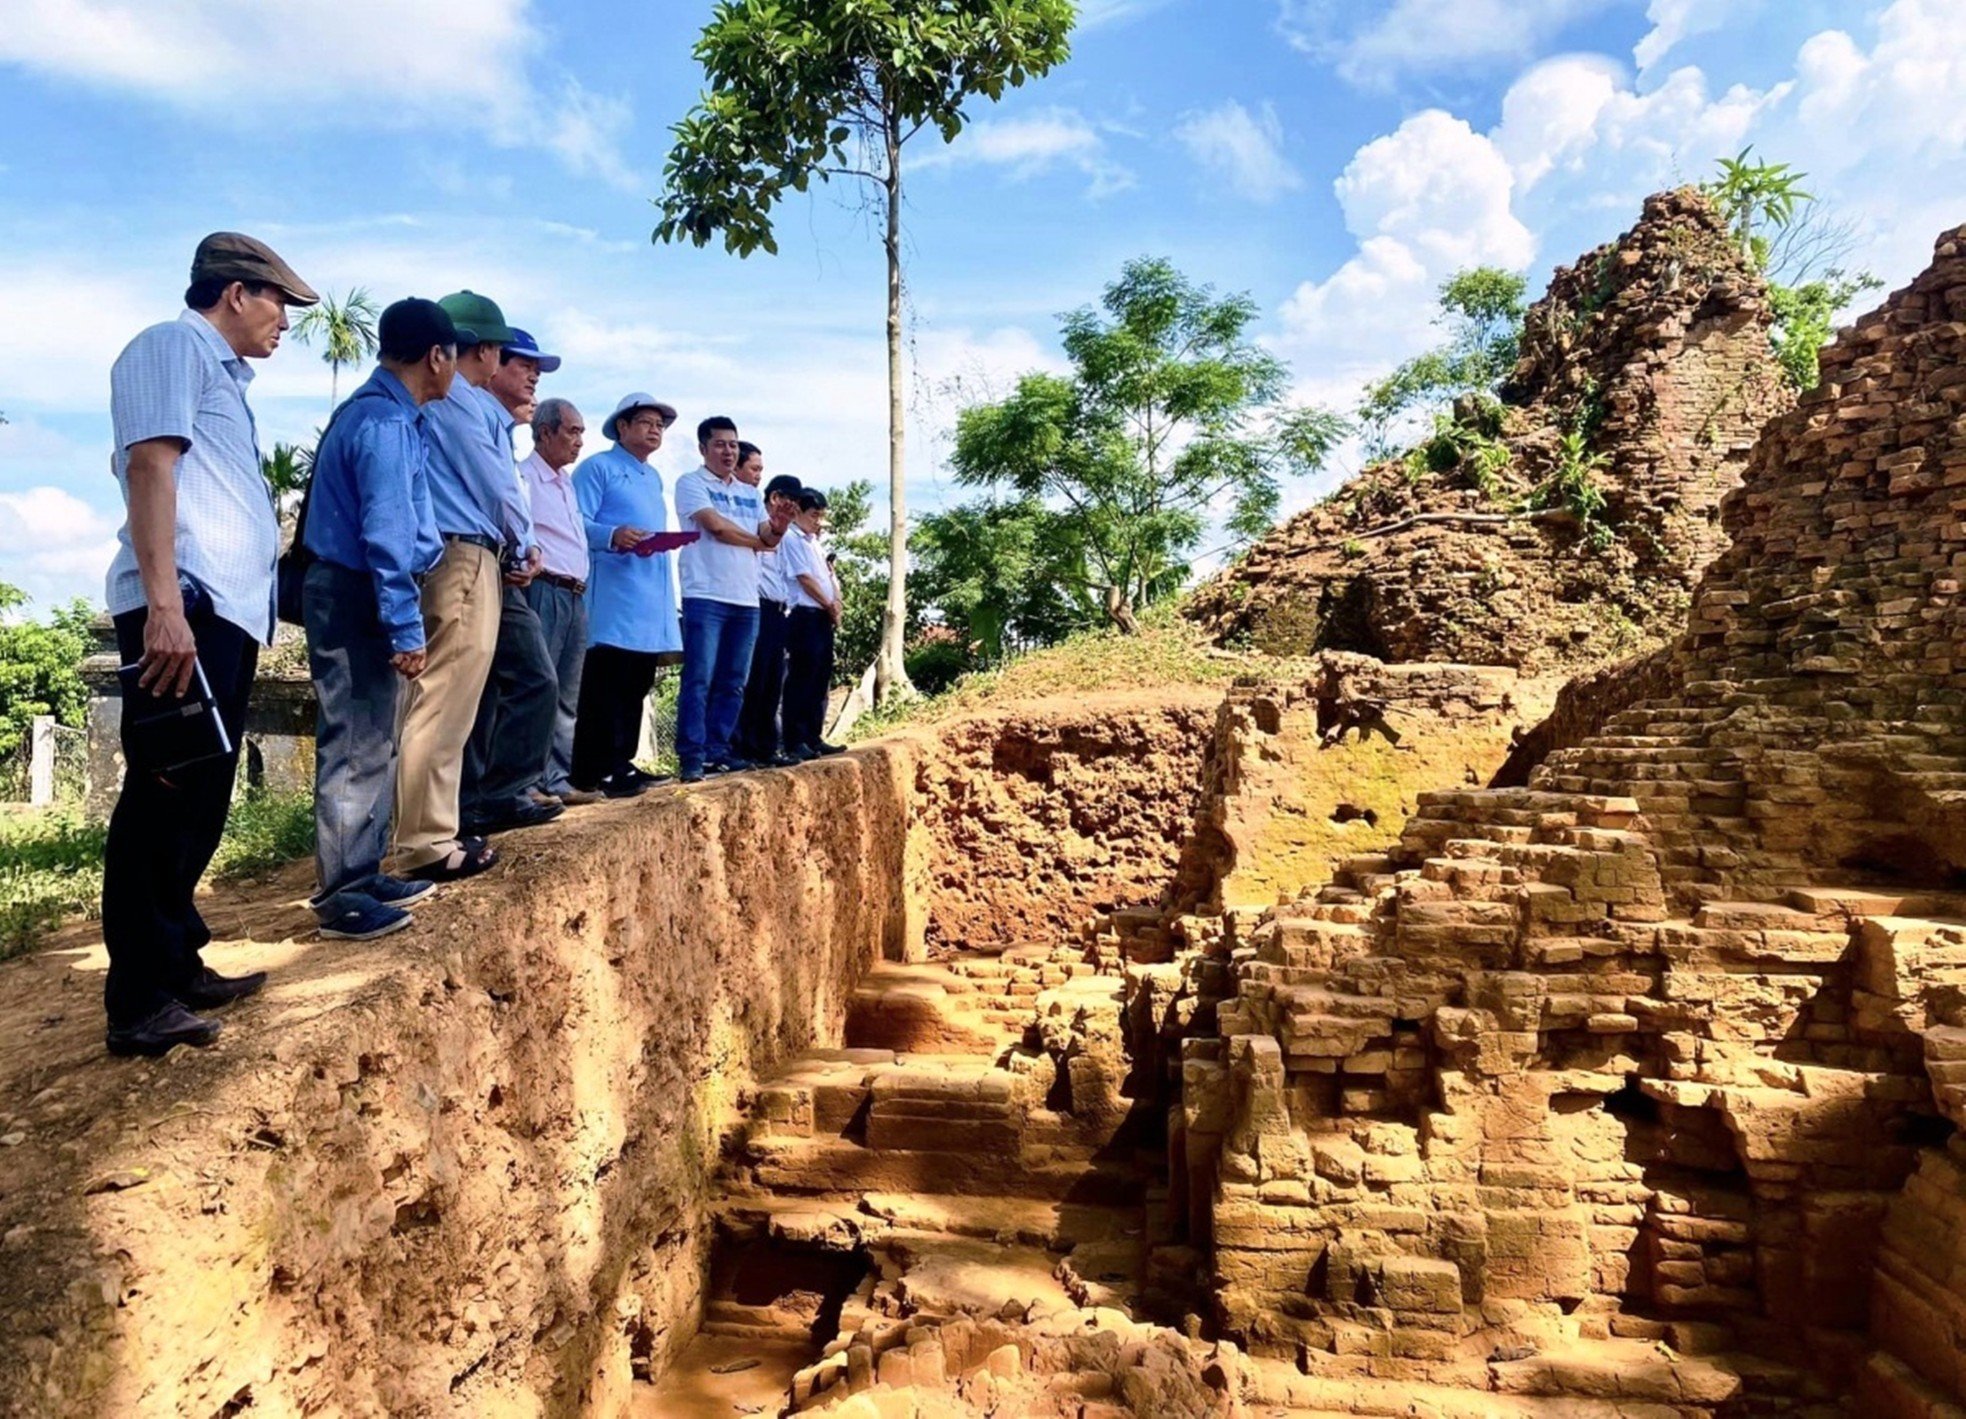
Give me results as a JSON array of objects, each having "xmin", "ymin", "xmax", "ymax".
[
  {"xmin": 645, "ymin": 224, "xmax": 1966, "ymax": 1416},
  {"xmin": 1188, "ymin": 187, "xmax": 1793, "ymax": 674}
]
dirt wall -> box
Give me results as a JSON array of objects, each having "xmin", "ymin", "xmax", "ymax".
[
  {"xmin": 907, "ymin": 690, "xmax": 1221, "ymax": 951},
  {"xmin": 0, "ymin": 750, "xmax": 918, "ymax": 1418}
]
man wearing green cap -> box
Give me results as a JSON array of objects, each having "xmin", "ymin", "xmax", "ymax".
[{"xmin": 390, "ymin": 290, "xmax": 537, "ymax": 881}]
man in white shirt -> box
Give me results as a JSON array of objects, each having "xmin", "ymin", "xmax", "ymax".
[
  {"xmin": 734, "ymin": 450, "xmax": 806, "ymax": 765},
  {"xmin": 518, "ymin": 397, "xmax": 595, "ymax": 804},
  {"xmin": 672, "ymin": 415, "xmax": 792, "ymax": 782},
  {"xmin": 779, "ymin": 489, "xmax": 846, "ymax": 761}
]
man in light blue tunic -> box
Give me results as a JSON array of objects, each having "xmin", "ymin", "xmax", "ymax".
[{"xmin": 569, "ymin": 393, "xmax": 683, "ymax": 797}]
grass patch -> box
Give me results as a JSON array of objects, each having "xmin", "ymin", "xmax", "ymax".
[
  {"xmin": 0, "ymin": 787, "xmax": 317, "ymax": 959},
  {"xmin": 210, "ymin": 788, "xmax": 316, "ymax": 882},
  {"xmin": 847, "ymin": 601, "xmax": 1267, "ymax": 739},
  {"xmin": 0, "ymin": 810, "xmax": 107, "ymax": 961}
]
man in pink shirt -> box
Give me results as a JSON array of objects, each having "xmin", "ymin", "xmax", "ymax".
[{"xmin": 519, "ymin": 397, "xmax": 597, "ymax": 804}]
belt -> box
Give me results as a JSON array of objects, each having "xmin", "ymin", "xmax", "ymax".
[
  {"xmin": 538, "ymin": 571, "xmax": 587, "ymax": 595},
  {"xmin": 443, "ymin": 532, "xmax": 499, "ymax": 554}
]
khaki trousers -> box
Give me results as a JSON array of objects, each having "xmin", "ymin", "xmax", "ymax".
[{"xmin": 393, "ymin": 541, "xmax": 500, "ymax": 870}]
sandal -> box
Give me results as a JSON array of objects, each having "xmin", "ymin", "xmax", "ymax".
[{"xmin": 405, "ymin": 839, "xmax": 500, "ymax": 883}]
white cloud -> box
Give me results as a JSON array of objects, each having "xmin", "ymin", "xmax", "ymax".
[
  {"xmin": 1278, "ymin": 0, "xmax": 1614, "ymax": 87},
  {"xmin": 1634, "ymin": 0, "xmax": 1758, "ymax": 73},
  {"xmin": 0, "ymin": 0, "xmax": 638, "ymax": 188},
  {"xmin": 918, "ymin": 108, "xmax": 1134, "ymax": 197},
  {"xmin": 1172, "ymin": 101, "xmax": 1303, "ymax": 203},
  {"xmin": 0, "ymin": 484, "xmax": 121, "ymax": 610}
]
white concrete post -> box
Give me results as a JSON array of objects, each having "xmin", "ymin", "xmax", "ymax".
[{"xmin": 27, "ymin": 714, "xmax": 55, "ymax": 806}]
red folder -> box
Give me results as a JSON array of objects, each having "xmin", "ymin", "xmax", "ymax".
[{"xmin": 633, "ymin": 531, "xmax": 700, "ymax": 556}]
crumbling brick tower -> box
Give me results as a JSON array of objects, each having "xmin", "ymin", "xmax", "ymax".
[{"xmin": 1179, "ymin": 226, "xmax": 1966, "ymax": 1413}]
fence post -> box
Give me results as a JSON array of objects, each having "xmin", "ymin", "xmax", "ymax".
[{"xmin": 28, "ymin": 715, "xmax": 55, "ymax": 807}]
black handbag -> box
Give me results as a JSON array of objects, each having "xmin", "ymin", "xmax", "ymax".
[{"xmin": 275, "ymin": 473, "xmax": 315, "ymax": 627}]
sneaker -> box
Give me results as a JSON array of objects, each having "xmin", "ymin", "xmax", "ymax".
[
  {"xmin": 625, "ymin": 765, "xmax": 664, "ymax": 787},
  {"xmin": 766, "ymin": 750, "xmax": 801, "ymax": 767},
  {"xmin": 709, "ymin": 756, "xmax": 759, "ymax": 775},
  {"xmin": 678, "ymin": 763, "xmax": 705, "ymax": 784},
  {"xmin": 597, "ymin": 773, "xmax": 649, "ymax": 799},
  {"xmin": 318, "ymin": 900, "xmax": 413, "ymax": 941},
  {"xmin": 107, "ymin": 1002, "xmax": 222, "ymax": 1057},
  {"xmin": 811, "ymin": 741, "xmax": 847, "ymax": 757},
  {"xmin": 368, "ymin": 876, "xmax": 437, "ymax": 909},
  {"xmin": 782, "ymin": 745, "xmax": 816, "ymax": 764}
]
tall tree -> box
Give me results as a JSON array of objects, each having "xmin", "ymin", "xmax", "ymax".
[
  {"xmin": 951, "ymin": 256, "xmax": 1348, "ymax": 631},
  {"xmin": 1357, "ymin": 266, "xmax": 1527, "ymax": 455},
  {"xmin": 653, "ymin": 0, "xmax": 1075, "ymax": 704},
  {"xmin": 292, "ymin": 288, "xmax": 380, "ymax": 413}
]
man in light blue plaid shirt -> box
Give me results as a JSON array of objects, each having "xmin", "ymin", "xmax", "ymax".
[{"xmin": 100, "ymin": 232, "xmax": 319, "ymax": 1059}]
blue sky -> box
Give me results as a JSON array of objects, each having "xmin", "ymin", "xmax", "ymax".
[{"xmin": 1, "ymin": 0, "xmax": 1961, "ymax": 611}]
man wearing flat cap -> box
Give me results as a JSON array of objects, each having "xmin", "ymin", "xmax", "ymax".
[
  {"xmin": 100, "ymin": 231, "xmax": 318, "ymax": 1057},
  {"xmin": 568, "ymin": 393, "xmax": 684, "ymax": 797}
]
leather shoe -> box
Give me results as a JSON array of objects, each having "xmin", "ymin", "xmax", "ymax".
[
  {"xmin": 179, "ymin": 966, "xmax": 267, "ymax": 1010},
  {"xmin": 107, "ymin": 1002, "xmax": 221, "ymax": 1057},
  {"xmin": 465, "ymin": 800, "xmax": 565, "ymax": 835}
]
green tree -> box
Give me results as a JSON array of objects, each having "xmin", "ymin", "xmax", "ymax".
[
  {"xmin": 0, "ymin": 584, "xmax": 94, "ymax": 761},
  {"xmin": 653, "ymin": 0, "xmax": 1075, "ymax": 704},
  {"xmin": 1705, "ymin": 147, "xmax": 1812, "ymax": 264},
  {"xmin": 913, "ymin": 497, "xmax": 1092, "ymax": 660},
  {"xmin": 822, "ymin": 478, "xmax": 904, "ymax": 682},
  {"xmin": 292, "ymin": 288, "xmax": 380, "ymax": 414},
  {"xmin": 1702, "ymin": 149, "xmax": 1879, "ymax": 390},
  {"xmin": 950, "ymin": 256, "xmax": 1347, "ymax": 632},
  {"xmin": 1358, "ymin": 266, "xmax": 1527, "ymax": 455},
  {"xmin": 261, "ymin": 441, "xmax": 312, "ymax": 523}
]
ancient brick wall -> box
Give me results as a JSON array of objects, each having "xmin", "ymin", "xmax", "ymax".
[
  {"xmin": 1168, "ymin": 226, "xmax": 1966, "ymax": 1411},
  {"xmin": 1188, "ymin": 188, "xmax": 1790, "ymax": 675}
]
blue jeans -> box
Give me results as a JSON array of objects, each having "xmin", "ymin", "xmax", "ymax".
[
  {"xmin": 305, "ymin": 560, "xmax": 404, "ymax": 923},
  {"xmin": 524, "ymin": 580, "xmax": 588, "ymax": 795},
  {"xmin": 677, "ymin": 598, "xmax": 759, "ymax": 769}
]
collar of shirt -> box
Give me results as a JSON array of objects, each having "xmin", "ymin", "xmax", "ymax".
[
  {"xmin": 367, "ymin": 366, "xmax": 420, "ymax": 413},
  {"xmin": 179, "ymin": 308, "xmax": 254, "ymax": 387}
]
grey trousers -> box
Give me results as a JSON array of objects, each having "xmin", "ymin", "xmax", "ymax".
[
  {"xmin": 523, "ymin": 579, "xmax": 588, "ymax": 795},
  {"xmin": 305, "ymin": 559, "xmax": 403, "ymax": 922}
]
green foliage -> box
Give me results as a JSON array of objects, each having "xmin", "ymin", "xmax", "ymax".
[
  {"xmin": 209, "ymin": 788, "xmax": 316, "ymax": 882},
  {"xmin": 1769, "ymin": 270, "xmax": 1884, "ymax": 390},
  {"xmin": 0, "ymin": 811, "xmax": 105, "ymax": 960},
  {"xmin": 903, "ymin": 635, "xmax": 972, "ymax": 694},
  {"xmin": 292, "ymin": 288, "xmax": 380, "ymax": 410},
  {"xmin": 0, "ymin": 584, "xmax": 94, "ymax": 761},
  {"xmin": 823, "ymin": 478, "xmax": 909, "ymax": 681},
  {"xmin": 1403, "ymin": 412, "xmax": 1514, "ymax": 499},
  {"xmin": 950, "ymin": 256, "xmax": 1346, "ymax": 628},
  {"xmin": 1359, "ymin": 266, "xmax": 1528, "ymax": 454},
  {"xmin": 653, "ymin": 0, "xmax": 1074, "ymax": 258},
  {"xmin": 1703, "ymin": 148, "xmax": 1812, "ymax": 259},
  {"xmin": 1703, "ymin": 148, "xmax": 1878, "ymax": 392},
  {"xmin": 911, "ymin": 498, "xmax": 1093, "ymax": 660},
  {"xmin": 1534, "ymin": 431, "xmax": 1614, "ymax": 551},
  {"xmin": 1339, "ymin": 538, "xmax": 1365, "ymax": 561}
]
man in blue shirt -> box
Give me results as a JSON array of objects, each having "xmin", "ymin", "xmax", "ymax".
[
  {"xmin": 391, "ymin": 291, "xmax": 533, "ymax": 880},
  {"xmin": 101, "ymin": 232, "xmax": 318, "ymax": 1057},
  {"xmin": 569, "ymin": 393, "xmax": 682, "ymax": 797},
  {"xmin": 301, "ymin": 299, "xmax": 458, "ymax": 941}
]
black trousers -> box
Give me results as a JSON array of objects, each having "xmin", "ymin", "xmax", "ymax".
[
  {"xmin": 462, "ymin": 584, "xmax": 558, "ymax": 820},
  {"xmin": 101, "ymin": 599, "xmax": 257, "ymax": 1027},
  {"xmin": 570, "ymin": 643, "xmax": 662, "ymax": 788},
  {"xmin": 734, "ymin": 599, "xmax": 791, "ymax": 760},
  {"xmin": 782, "ymin": 606, "xmax": 836, "ymax": 752}
]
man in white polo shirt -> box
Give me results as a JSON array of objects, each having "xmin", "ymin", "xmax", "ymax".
[{"xmin": 672, "ymin": 415, "xmax": 793, "ymax": 782}]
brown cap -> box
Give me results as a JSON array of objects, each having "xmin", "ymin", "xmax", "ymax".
[{"xmin": 189, "ymin": 232, "xmax": 319, "ymax": 307}]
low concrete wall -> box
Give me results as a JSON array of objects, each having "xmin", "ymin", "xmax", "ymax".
[{"xmin": 0, "ymin": 747, "xmax": 919, "ymax": 1417}]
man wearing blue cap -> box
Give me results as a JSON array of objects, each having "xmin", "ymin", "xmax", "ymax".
[{"xmin": 459, "ymin": 327, "xmax": 564, "ymax": 834}]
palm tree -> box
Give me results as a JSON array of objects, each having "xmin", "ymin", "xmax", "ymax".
[{"xmin": 292, "ymin": 288, "xmax": 381, "ymax": 413}]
